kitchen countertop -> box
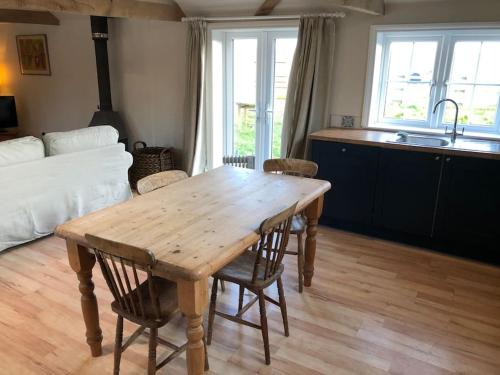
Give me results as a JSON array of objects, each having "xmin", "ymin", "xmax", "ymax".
[{"xmin": 309, "ymin": 128, "xmax": 500, "ymax": 160}]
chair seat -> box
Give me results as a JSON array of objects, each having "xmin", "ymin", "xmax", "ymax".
[
  {"xmin": 214, "ymin": 250, "xmax": 284, "ymax": 289},
  {"xmin": 291, "ymin": 215, "xmax": 306, "ymax": 234},
  {"xmin": 111, "ymin": 276, "xmax": 178, "ymax": 326}
]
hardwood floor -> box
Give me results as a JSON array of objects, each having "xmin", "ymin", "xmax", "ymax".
[{"xmin": 0, "ymin": 227, "xmax": 499, "ymax": 374}]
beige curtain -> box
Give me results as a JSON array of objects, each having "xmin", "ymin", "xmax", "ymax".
[
  {"xmin": 183, "ymin": 19, "xmax": 207, "ymax": 176},
  {"xmin": 282, "ymin": 15, "xmax": 336, "ymax": 159}
]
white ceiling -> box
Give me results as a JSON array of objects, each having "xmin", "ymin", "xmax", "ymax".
[{"xmin": 161, "ymin": 0, "xmax": 448, "ymax": 17}]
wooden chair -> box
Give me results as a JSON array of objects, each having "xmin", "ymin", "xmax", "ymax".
[
  {"xmin": 85, "ymin": 234, "xmax": 209, "ymax": 375},
  {"xmin": 206, "ymin": 202, "xmax": 298, "ymax": 365},
  {"xmin": 137, "ymin": 170, "xmax": 188, "ymax": 195},
  {"xmin": 263, "ymin": 158, "xmax": 319, "ymax": 293}
]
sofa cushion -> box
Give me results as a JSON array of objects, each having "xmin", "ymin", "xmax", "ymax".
[
  {"xmin": 43, "ymin": 126, "xmax": 119, "ymax": 156},
  {"xmin": 0, "ymin": 136, "xmax": 45, "ymax": 167}
]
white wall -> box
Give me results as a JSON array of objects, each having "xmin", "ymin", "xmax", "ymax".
[
  {"xmin": 0, "ymin": 13, "xmax": 187, "ymax": 162},
  {"xmin": 1, "ymin": 0, "xmax": 498, "ymax": 151},
  {"xmin": 109, "ymin": 18, "xmax": 187, "ymax": 156},
  {"xmin": 0, "ymin": 13, "xmax": 98, "ymax": 136},
  {"xmin": 331, "ymin": 0, "xmax": 500, "ymax": 127}
]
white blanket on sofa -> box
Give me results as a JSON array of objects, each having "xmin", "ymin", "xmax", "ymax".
[{"xmin": 0, "ymin": 143, "xmax": 132, "ymax": 251}]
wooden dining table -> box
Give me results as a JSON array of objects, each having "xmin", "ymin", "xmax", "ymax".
[{"xmin": 55, "ymin": 165, "xmax": 331, "ymax": 374}]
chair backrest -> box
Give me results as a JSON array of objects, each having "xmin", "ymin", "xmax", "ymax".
[
  {"xmin": 223, "ymin": 155, "xmax": 256, "ymax": 169},
  {"xmin": 85, "ymin": 234, "xmax": 162, "ymax": 320},
  {"xmin": 263, "ymin": 158, "xmax": 318, "ymax": 178},
  {"xmin": 137, "ymin": 170, "xmax": 188, "ymax": 195},
  {"xmin": 252, "ymin": 202, "xmax": 298, "ymax": 284}
]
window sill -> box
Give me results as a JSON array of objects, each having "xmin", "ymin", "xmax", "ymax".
[{"xmin": 366, "ymin": 124, "xmax": 500, "ymax": 142}]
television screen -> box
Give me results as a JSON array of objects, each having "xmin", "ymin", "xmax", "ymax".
[{"xmin": 0, "ymin": 96, "xmax": 18, "ymax": 129}]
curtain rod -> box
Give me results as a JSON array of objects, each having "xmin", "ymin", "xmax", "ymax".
[{"xmin": 181, "ymin": 12, "xmax": 346, "ymax": 23}]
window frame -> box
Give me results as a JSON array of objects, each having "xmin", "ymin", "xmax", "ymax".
[{"xmin": 363, "ymin": 23, "xmax": 500, "ymax": 135}]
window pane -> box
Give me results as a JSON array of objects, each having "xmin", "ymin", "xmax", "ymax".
[
  {"xmin": 447, "ymin": 40, "xmax": 500, "ymax": 127},
  {"xmin": 449, "ymin": 42, "xmax": 481, "ymax": 84},
  {"xmin": 384, "ymin": 83, "xmax": 431, "ymax": 121},
  {"xmin": 233, "ymin": 38, "xmax": 257, "ymax": 156},
  {"xmin": 388, "ymin": 41, "xmax": 437, "ymax": 82},
  {"xmin": 272, "ymin": 38, "xmax": 296, "ymax": 159},
  {"xmin": 477, "ymin": 42, "xmax": 500, "ymax": 84},
  {"xmin": 410, "ymin": 42, "xmax": 438, "ymax": 82},
  {"xmin": 471, "ymin": 86, "xmax": 500, "ymax": 125},
  {"xmin": 445, "ymin": 84, "xmax": 500, "ymax": 126},
  {"xmin": 384, "ymin": 40, "xmax": 437, "ymax": 122},
  {"xmin": 388, "ymin": 42, "xmax": 412, "ymax": 81}
]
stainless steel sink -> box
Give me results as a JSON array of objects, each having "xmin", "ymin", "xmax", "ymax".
[{"xmin": 390, "ymin": 133, "xmax": 450, "ymax": 147}]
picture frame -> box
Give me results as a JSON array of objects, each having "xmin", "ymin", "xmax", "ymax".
[{"xmin": 16, "ymin": 34, "xmax": 51, "ymax": 76}]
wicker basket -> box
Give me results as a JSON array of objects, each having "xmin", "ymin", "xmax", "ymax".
[{"xmin": 130, "ymin": 141, "xmax": 175, "ymax": 189}]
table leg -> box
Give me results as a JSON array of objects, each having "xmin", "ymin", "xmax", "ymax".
[
  {"xmin": 177, "ymin": 278, "xmax": 208, "ymax": 375},
  {"xmin": 304, "ymin": 195, "xmax": 324, "ymax": 287},
  {"xmin": 66, "ymin": 239, "xmax": 103, "ymax": 357}
]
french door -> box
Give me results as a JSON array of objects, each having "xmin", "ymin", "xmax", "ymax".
[{"xmin": 224, "ymin": 30, "xmax": 297, "ymax": 168}]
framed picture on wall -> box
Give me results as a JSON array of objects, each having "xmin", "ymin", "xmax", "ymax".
[{"xmin": 16, "ymin": 34, "xmax": 51, "ymax": 76}]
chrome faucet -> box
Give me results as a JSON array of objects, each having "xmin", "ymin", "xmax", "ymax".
[{"xmin": 433, "ymin": 98, "xmax": 464, "ymax": 143}]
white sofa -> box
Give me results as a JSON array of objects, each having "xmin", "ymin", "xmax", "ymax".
[{"xmin": 0, "ymin": 126, "xmax": 133, "ymax": 252}]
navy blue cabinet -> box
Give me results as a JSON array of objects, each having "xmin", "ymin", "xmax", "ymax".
[
  {"xmin": 435, "ymin": 156, "xmax": 500, "ymax": 263},
  {"xmin": 311, "ymin": 140, "xmax": 378, "ymax": 230},
  {"xmin": 311, "ymin": 139, "xmax": 500, "ymax": 265},
  {"xmin": 374, "ymin": 149, "xmax": 443, "ymax": 238}
]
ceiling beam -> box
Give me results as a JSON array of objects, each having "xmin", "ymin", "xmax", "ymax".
[
  {"xmin": 255, "ymin": 0, "xmax": 281, "ymax": 16},
  {"xmin": 0, "ymin": 9, "xmax": 60, "ymax": 25},
  {"xmin": 0, "ymin": 0, "xmax": 186, "ymax": 21},
  {"xmin": 336, "ymin": 0, "xmax": 385, "ymax": 16}
]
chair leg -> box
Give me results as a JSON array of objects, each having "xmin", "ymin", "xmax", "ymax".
[
  {"xmin": 238, "ymin": 286, "xmax": 245, "ymax": 313},
  {"xmin": 277, "ymin": 276, "xmax": 289, "ymax": 337},
  {"xmin": 148, "ymin": 327, "xmax": 157, "ymax": 375},
  {"xmin": 297, "ymin": 232, "xmax": 304, "ymax": 293},
  {"xmin": 203, "ymin": 333, "xmax": 209, "ymax": 371},
  {"xmin": 207, "ymin": 277, "xmax": 219, "ymax": 345},
  {"xmin": 220, "ymin": 280, "xmax": 226, "ymax": 292},
  {"xmin": 113, "ymin": 315, "xmax": 124, "ymax": 375},
  {"xmin": 258, "ymin": 290, "xmax": 271, "ymax": 365}
]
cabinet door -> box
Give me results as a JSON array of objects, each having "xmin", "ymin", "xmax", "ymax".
[
  {"xmin": 311, "ymin": 140, "xmax": 379, "ymax": 228},
  {"xmin": 374, "ymin": 148, "xmax": 443, "ymax": 237},
  {"xmin": 435, "ymin": 156, "xmax": 500, "ymax": 263}
]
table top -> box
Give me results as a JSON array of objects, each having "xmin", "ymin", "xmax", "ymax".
[{"xmin": 55, "ymin": 166, "xmax": 331, "ymax": 281}]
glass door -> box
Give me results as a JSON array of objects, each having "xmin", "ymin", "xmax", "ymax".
[
  {"xmin": 224, "ymin": 30, "xmax": 297, "ymax": 168},
  {"xmin": 267, "ymin": 33, "xmax": 298, "ymax": 159}
]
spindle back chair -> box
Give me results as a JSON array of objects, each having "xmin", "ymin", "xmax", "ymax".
[
  {"xmin": 137, "ymin": 170, "xmax": 188, "ymax": 195},
  {"xmin": 263, "ymin": 158, "xmax": 318, "ymax": 292},
  {"xmin": 207, "ymin": 202, "xmax": 297, "ymax": 365},
  {"xmin": 86, "ymin": 234, "xmax": 208, "ymax": 374},
  {"xmin": 263, "ymin": 158, "xmax": 318, "ymax": 178}
]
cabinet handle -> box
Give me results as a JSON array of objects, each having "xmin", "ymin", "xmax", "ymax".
[
  {"xmin": 446, "ymin": 157, "xmax": 451, "ymax": 162},
  {"xmin": 435, "ymin": 156, "xmax": 440, "ymax": 161},
  {"xmin": 341, "ymin": 148, "xmax": 347, "ymax": 153}
]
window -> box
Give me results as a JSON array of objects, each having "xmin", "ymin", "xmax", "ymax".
[
  {"xmin": 364, "ymin": 26, "xmax": 500, "ymax": 135},
  {"xmin": 210, "ymin": 29, "xmax": 298, "ymax": 169}
]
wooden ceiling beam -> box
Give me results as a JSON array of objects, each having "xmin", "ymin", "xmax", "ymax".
[
  {"xmin": 336, "ymin": 0, "xmax": 385, "ymax": 16},
  {"xmin": 255, "ymin": 0, "xmax": 281, "ymax": 16},
  {"xmin": 0, "ymin": 0, "xmax": 185, "ymax": 21},
  {"xmin": 0, "ymin": 10, "xmax": 60, "ymax": 25}
]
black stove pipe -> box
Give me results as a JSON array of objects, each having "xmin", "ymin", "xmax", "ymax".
[
  {"xmin": 89, "ymin": 16, "xmax": 128, "ymax": 149},
  {"xmin": 91, "ymin": 16, "xmax": 112, "ymax": 111}
]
